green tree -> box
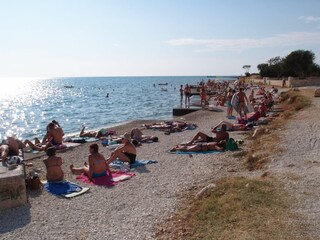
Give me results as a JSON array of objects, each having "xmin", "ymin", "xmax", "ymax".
[
  {"xmin": 282, "ymin": 50, "xmax": 315, "ymax": 78},
  {"xmin": 257, "ymin": 50, "xmax": 319, "ymax": 78}
]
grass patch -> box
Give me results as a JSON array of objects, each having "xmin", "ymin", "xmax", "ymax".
[
  {"xmin": 156, "ymin": 177, "xmax": 310, "ymax": 240},
  {"xmin": 232, "ymin": 150, "xmax": 247, "ymax": 158}
]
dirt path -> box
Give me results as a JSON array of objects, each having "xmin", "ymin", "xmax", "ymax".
[{"xmin": 269, "ymin": 89, "xmax": 320, "ymax": 238}]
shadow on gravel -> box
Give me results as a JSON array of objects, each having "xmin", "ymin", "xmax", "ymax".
[{"xmin": 0, "ymin": 204, "xmax": 31, "ymax": 234}]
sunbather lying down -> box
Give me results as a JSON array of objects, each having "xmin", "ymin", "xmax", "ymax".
[
  {"xmin": 130, "ymin": 128, "xmax": 158, "ymax": 143},
  {"xmin": 171, "ymin": 141, "xmax": 225, "ymax": 152},
  {"xmin": 213, "ymin": 120, "xmax": 249, "ymax": 131},
  {"xmin": 79, "ymin": 125, "xmax": 116, "ymax": 139},
  {"xmin": 143, "ymin": 120, "xmax": 196, "ymax": 132}
]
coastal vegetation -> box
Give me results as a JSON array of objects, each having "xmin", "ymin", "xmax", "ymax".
[{"xmin": 257, "ymin": 50, "xmax": 320, "ymax": 78}]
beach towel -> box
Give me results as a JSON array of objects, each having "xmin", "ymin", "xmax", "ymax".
[
  {"xmin": 76, "ymin": 171, "xmax": 135, "ymax": 187},
  {"xmin": 227, "ymin": 115, "xmax": 236, "ymax": 120},
  {"xmin": 110, "ymin": 159, "xmax": 157, "ymax": 169},
  {"xmin": 168, "ymin": 150, "xmax": 222, "ymax": 155},
  {"xmin": 42, "ymin": 180, "xmax": 89, "ymax": 198},
  {"xmin": 67, "ymin": 137, "xmax": 99, "ymax": 143}
]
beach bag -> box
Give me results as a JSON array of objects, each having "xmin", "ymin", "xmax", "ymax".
[
  {"xmin": 26, "ymin": 177, "xmax": 42, "ymax": 190},
  {"xmin": 226, "ymin": 138, "xmax": 238, "ymax": 151}
]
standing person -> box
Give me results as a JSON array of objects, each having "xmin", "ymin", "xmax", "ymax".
[
  {"xmin": 70, "ymin": 143, "xmax": 110, "ymax": 180},
  {"xmin": 237, "ymin": 87, "xmax": 249, "ymax": 119},
  {"xmin": 106, "ymin": 132, "xmax": 137, "ymax": 166},
  {"xmin": 200, "ymin": 87, "xmax": 207, "ymax": 108},
  {"xmin": 44, "ymin": 147, "xmax": 64, "ymax": 182},
  {"xmin": 249, "ymin": 89, "xmax": 255, "ymax": 104},
  {"xmin": 184, "ymin": 84, "xmax": 191, "ymax": 107},
  {"xmin": 226, "ymin": 88, "xmax": 233, "ymax": 117},
  {"xmin": 179, "ymin": 85, "xmax": 184, "ymax": 105}
]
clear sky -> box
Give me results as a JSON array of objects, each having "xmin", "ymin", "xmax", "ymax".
[{"xmin": 1, "ymin": 0, "xmax": 320, "ymax": 77}]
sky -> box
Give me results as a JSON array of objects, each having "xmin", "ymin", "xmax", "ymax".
[{"xmin": 0, "ymin": 0, "xmax": 320, "ymax": 78}]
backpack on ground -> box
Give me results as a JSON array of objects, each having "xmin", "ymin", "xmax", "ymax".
[{"xmin": 226, "ymin": 138, "xmax": 238, "ymax": 151}]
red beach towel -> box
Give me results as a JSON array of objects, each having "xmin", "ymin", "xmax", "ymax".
[{"xmin": 76, "ymin": 171, "xmax": 135, "ymax": 187}]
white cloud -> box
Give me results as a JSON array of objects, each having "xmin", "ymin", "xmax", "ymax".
[
  {"xmin": 165, "ymin": 32, "xmax": 320, "ymax": 52},
  {"xmin": 299, "ymin": 16, "xmax": 320, "ymax": 22}
]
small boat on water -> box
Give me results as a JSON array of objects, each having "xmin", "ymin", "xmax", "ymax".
[
  {"xmin": 158, "ymin": 83, "xmax": 168, "ymax": 86},
  {"xmin": 64, "ymin": 85, "xmax": 74, "ymax": 88},
  {"xmin": 161, "ymin": 88, "xmax": 168, "ymax": 91}
]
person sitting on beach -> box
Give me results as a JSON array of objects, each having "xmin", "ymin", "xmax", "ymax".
[
  {"xmin": 70, "ymin": 143, "xmax": 110, "ymax": 180},
  {"xmin": 44, "ymin": 147, "xmax": 64, "ymax": 182},
  {"xmin": 24, "ymin": 120, "xmax": 64, "ymax": 151},
  {"xmin": 130, "ymin": 128, "xmax": 158, "ymax": 143},
  {"xmin": 106, "ymin": 132, "xmax": 137, "ymax": 166},
  {"xmin": 186, "ymin": 124, "xmax": 229, "ymax": 146},
  {"xmin": 171, "ymin": 141, "xmax": 225, "ymax": 152}
]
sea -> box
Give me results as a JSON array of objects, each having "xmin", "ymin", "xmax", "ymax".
[{"xmin": 0, "ymin": 76, "xmax": 238, "ymax": 140}]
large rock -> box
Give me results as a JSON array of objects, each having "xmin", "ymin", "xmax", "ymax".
[{"xmin": 315, "ymin": 89, "xmax": 320, "ymax": 97}]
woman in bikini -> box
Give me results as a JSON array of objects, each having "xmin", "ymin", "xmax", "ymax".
[
  {"xmin": 106, "ymin": 132, "xmax": 137, "ymax": 166},
  {"xmin": 70, "ymin": 143, "xmax": 110, "ymax": 180},
  {"xmin": 44, "ymin": 147, "xmax": 64, "ymax": 182}
]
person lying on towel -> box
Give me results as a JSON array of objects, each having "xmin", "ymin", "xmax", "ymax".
[{"xmin": 171, "ymin": 141, "xmax": 225, "ymax": 152}]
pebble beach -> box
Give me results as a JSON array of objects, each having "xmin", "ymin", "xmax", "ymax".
[{"xmin": 1, "ymin": 86, "xmax": 320, "ymax": 239}]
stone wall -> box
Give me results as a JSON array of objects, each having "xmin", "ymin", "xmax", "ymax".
[{"xmin": 246, "ymin": 77, "xmax": 320, "ymax": 88}]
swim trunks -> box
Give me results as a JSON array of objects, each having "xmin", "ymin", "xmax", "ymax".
[
  {"xmin": 206, "ymin": 137, "xmax": 217, "ymax": 143},
  {"xmin": 123, "ymin": 152, "xmax": 136, "ymax": 164}
]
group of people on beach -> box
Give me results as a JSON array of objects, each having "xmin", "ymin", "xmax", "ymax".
[{"xmin": 1, "ymin": 78, "xmax": 281, "ymax": 185}]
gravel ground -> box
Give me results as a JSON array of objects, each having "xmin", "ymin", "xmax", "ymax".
[
  {"xmin": 268, "ymin": 88, "xmax": 320, "ymax": 239},
  {"xmin": 0, "ymin": 105, "xmax": 246, "ymax": 240},
  {"xmin": 1, "ymin": 86, "xmax": 319, "ymax": 240}
]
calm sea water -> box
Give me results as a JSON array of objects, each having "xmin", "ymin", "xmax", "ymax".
[{"xmin": 0, "ymin": 76, "xmax": 237, "ymax": 140}]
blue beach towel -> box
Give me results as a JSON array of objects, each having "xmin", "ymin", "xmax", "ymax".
[
  {"xmin": 110, "ymin": 159, "xmax": 157, "ymax": 169},
  {"xmin": 43, "ymin": 181, "xmax": 89, "ymax": 198},
  {"xmin": 227, "ymin": 115, "xmax": 236, "ymax": 120}
]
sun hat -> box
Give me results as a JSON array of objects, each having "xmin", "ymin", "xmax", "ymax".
[{"xmin": 121, "ymin": 132, "xmax": 131, "ymax": 141}]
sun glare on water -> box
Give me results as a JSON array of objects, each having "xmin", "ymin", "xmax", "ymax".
[{"xmin": 0, "ymin": 77, "xmax": 41, "ymax": 97}]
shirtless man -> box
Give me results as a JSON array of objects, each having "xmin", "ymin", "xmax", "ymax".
[
  {"xmin": 237, "ymin": 87, "xmax": 248, "ymax": 119},
  {"xmin": 186, "ymin": 124, "xmax": 229, "ymax": 145},
  {"xmin": 106, "ymin": 132, "xmax": 137, "ymax": 165},
  {"xmin": 24, "ymin": 121, "xmax": 64, "ymax": 151}
]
